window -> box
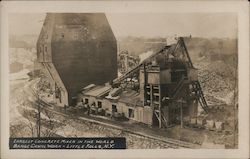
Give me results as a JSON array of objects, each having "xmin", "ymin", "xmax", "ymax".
[
  {"xmin": 55, "ymin": 84, "xmax": 60, "ymax": 98},
  {"xmin": 59, "ymin": 95, "xmax": 62, "ymax": 103},
  {"xmin": 85, "ymin": 98, "xmax": 89, "ymax": 104},
  {"xmin": 72, "ymin": 97, "xmax": 77, "ymax": 106},
  {"xmin": 112, "ymin": 104, "xmax": 117, "ymax": 112},
  {"xmin": 55, "ymin": 87, "xmax": 61, "ymax": 103},
  {"xmin": 98, "ymin": 101, "xmax": 102, "ymax": 108},
  {"xmin": 154, "ymin": 96, "xmax": 160, "ymax": 102},
  {"xmin": 189, "ymin": 84, "xmax": 193, "ymax": 90},
  {"xmin": 45, "ymin": 46, "xmax": 47, "ymax": 52},
  {"xmin": 128, "ymin": 108, "xmax": 134, "ymax": 118}
]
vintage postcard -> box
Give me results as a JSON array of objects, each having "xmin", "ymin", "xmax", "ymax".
[{"xmin": 0, "ymin": 1, "xmax": 249, "ymax": 159}]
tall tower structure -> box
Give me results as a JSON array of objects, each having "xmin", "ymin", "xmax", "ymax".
[
  {"xmin": 137, "ymin": 38, "xmax": 207, "ymax": 128},
  {"xmin": 37, "ymin": 13, "xmax": 117, "ymax": 106}
]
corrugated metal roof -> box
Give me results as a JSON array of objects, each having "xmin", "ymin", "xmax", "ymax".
[
  {"xmin": 84, "ymin": 85, "xmax": 111, "ymax": 97},
  {"xmin": 82, "ymin": 84, "xmax": 96, "ymax": 90},
  {"xmin": 118, "ymin": 90, "xmax": 142, "ymax": 107}
]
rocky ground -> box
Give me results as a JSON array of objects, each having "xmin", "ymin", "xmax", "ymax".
[
  {"xmin": 10, "ymin": 76, "xmax": 177, "ymax": 148},
  {"xmin": 190, "ymin": 48, "xmax": 238, "ymax": 148},
  {"xmin": 194, "ymin": 58, "xmax": 237, "ymax": 106}
]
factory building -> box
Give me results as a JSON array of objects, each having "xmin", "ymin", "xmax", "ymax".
[
  {"xmin": 80, "ymin": 84, "xmax": 153, "ymax": 125},
  {"xmin": 37, "ymin": 13, "xmax": 117, "ymax": 106},
  {"xmin": 36, "ymin": 13, "xmax": 207, "ymax": 128},
  {"xmin": 79, "ymin": 38, "xmax": 208, "ymax": 128}
]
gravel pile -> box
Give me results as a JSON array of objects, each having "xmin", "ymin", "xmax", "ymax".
[{"xmin": 194, "ymin": 59, "xmax": 237, "ymax": 106}]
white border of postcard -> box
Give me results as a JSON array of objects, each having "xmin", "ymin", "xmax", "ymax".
[{"xmin": 1, "ymin": 1, "xmax": 249, "ymax": 159}]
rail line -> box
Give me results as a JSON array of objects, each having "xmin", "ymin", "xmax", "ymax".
[{"xmin": 37, "ymin": 100, "xmax": 200, "ymax": 149}]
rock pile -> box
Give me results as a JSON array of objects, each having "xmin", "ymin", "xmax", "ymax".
[{"xmin": 194, "ymin": 59, "xmax": 237, "ymax": 106}]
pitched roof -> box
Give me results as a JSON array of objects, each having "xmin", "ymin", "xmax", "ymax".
[
  {"xmin": 84, "ymin": 85, "xmax": 111, "ymax": 97},
  {"xmin": 118, "ymin": 90, "xmax": 142, "ymax": 107}
]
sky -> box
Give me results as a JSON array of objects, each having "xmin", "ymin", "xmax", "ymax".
[{"xmin": 9, "ymin": 13, "xmax": 237, "ymax": 38}]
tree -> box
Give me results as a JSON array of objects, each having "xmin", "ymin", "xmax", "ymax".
[
  {"xmin": 41, "ymin": 109, "xmax": 57, "ymax": 137},
  {"xmin": 32, "ymin": 76, "xmax": 57, "ymax": 137},
  {"xmin": 22, "ymin": 102, "xmax": 37, "ymax": 137},
  {"xmin": 10, "ymin": 101, "xmax": 37, "ymax": 137}
]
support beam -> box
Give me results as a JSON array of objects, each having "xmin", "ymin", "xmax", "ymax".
[
  {"xmin": 180, "ymin": 37, "xmax": 194, "ymax": 68},
  {"xmin": 143, "ymin": 64, "xmax": 147, "ymax": 106},
  {"xmin": 180, "ymin": 101, "xmax": 183, "ymax": 128},
  {"xmin": 150, "ymin": 84, "xmax": 153, "ymax": 107},
  {"xmin": 159, "ymin": 85, "xmax": 162, "ymax": 128}
]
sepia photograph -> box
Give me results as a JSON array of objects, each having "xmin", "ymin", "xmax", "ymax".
[
  {"xmin": 9, "ymin": 12, "xmax": 238, "ymax": 149},
  {"xmin": 1, "ymin": 1, "xmax": 249, "ymax": 159}
]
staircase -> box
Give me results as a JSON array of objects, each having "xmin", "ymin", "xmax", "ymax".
[
  {"xmin": 154, "ymin": 110, "xmax": 168, "ymax": 128},
  {"xmin": 171, "ymin": 77, "xmax": 208, "ymax": 113},
  {"xmin": 172, "ymin": 76, "xmax": 188, "ymax": 99}
]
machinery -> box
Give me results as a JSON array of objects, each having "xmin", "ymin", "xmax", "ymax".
[{"xmin": 112, "ymin": 37, "xmax": 208, "ymax": 128}]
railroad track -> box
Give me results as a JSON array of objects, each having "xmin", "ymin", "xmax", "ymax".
[{"xmin": 37, "ymin": 100, "xmax": 200, "ymax": 149}]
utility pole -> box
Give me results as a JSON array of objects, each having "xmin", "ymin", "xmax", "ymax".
[
  {"xmin": 34, "ymin": 80, "xmax": 42, "ymax": 138},
  {"xmin": 33, "ymin": 60, "xmax": 41, "ymax": 137},
  {"xmin": 176, "ymin": 98, "xmax": 184, "ymax": 129},
  {"xmin": 159, "ymin": 85, "xmax": 162, "ymax": 129},
  {"xmin": 37, "ymin": 95, "xmax": 41, "ymax": 137},
  {"xmin": 180, "ymin": 99, "xmax": 183, "ymax": 129},
  {"xmin": 178, "ymin": 98, "xmax": 186, "ymax": 141}
]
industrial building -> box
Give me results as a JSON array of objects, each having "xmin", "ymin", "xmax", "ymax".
[
  {"xmin": 37, "ymin": 13, "xmax": 117, "ymax": 106},
  {"xmin": 79, "ymin": 37, "xmax": 208, "ymax": 128},
  {"xmin": 36, "ymin": 13, "xmax": 208, "ymax": 128}
]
